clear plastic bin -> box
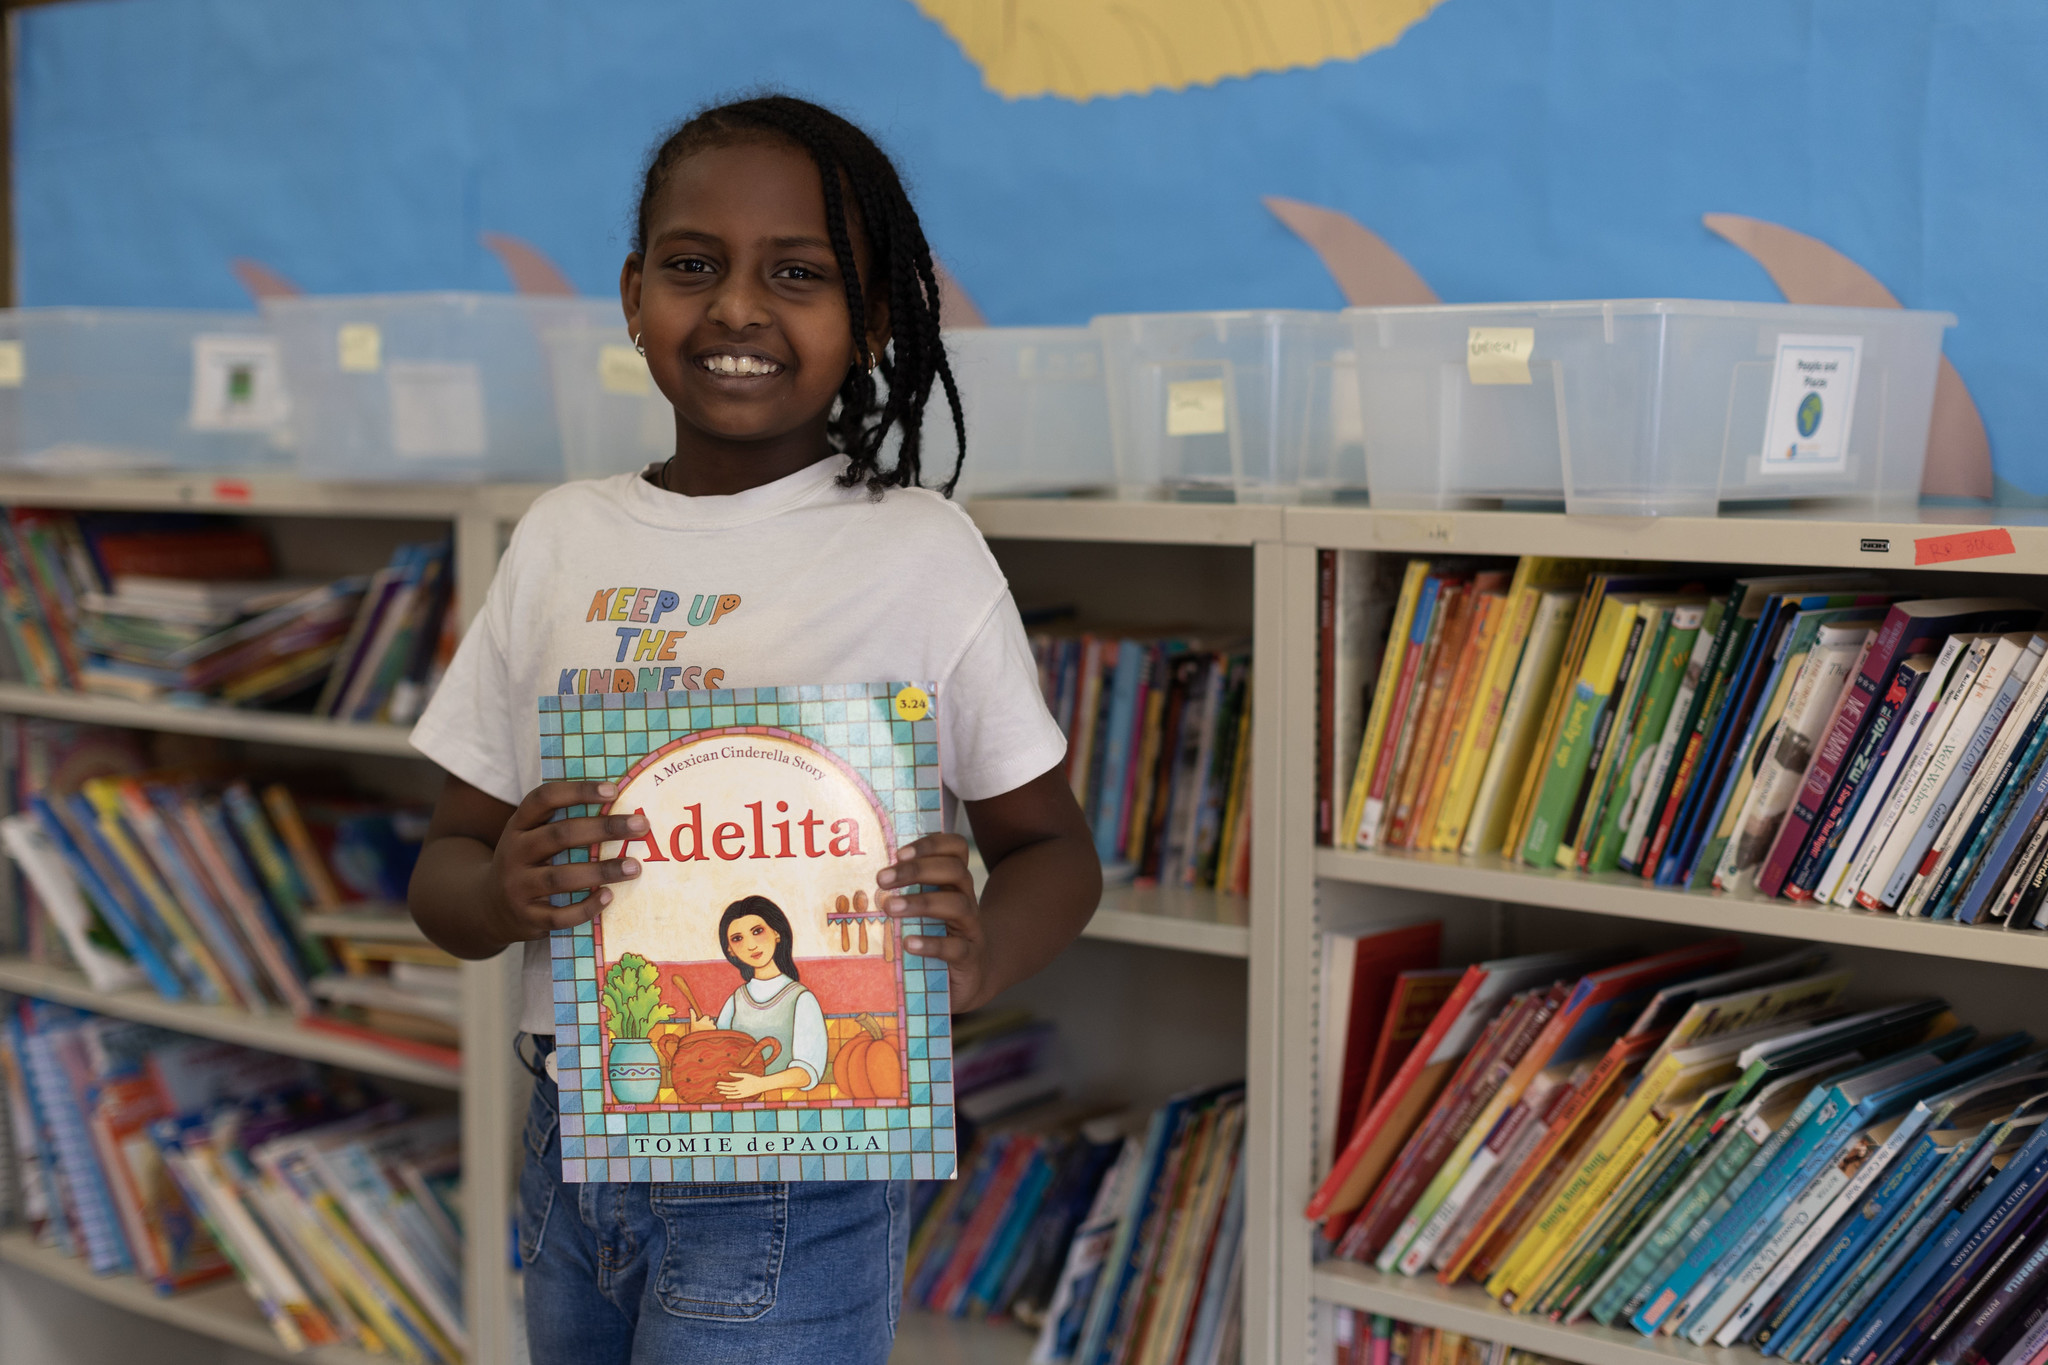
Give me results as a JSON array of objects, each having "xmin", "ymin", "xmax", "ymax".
[
  {"xmin": 545, "ymin": 307, "xmax": 674, "ymax": 482},
  {"xmin": 1348, "ymin": 299, "xmax": 1954, "ymax": 516},
  {"xmin": 944, "ymin": 327, "xmax": 1113, "ymax": 498},
  {"xmin": 1092, "ymin": 310, "xmax": 1351, "ymax": 502},
  {"xmin": 265, "ymin": 293, "xmax": 588, "ymax": 482},
  {"xmin": 0, "ymin": 309, "xmax": 292, "ymax": 473}
]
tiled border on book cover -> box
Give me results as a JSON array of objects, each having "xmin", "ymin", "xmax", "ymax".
[{"xmin": 539, "ymin": 682, "xmax": 957, "ymax": 1183}]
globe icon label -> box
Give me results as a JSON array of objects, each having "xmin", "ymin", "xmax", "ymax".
[{"xmin": 1797, "ymin": 391, "xmax": 1824, "ymax": 438}]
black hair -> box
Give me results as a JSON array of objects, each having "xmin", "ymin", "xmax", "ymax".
[
  {"xmin": 633, "ymin": 94, "xmax": 965, "ymax": 497},
  {"xmin": 717, "ymin": 895, "xmax": 801, "ymax": 984}
]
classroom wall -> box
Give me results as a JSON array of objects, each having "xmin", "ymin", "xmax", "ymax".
[{"xmin": 15, "ymin": 0, "xmax": 2048, "ymax": 501}]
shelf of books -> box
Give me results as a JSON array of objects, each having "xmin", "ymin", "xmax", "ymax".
[
  {"xmin": 0, "ymin": 471, "xmax": 547, "ymax": 523},
  {"xmin": 1289, "ymin": 524, "xmax": 2048, "ymax": 1365},
  {"xmin": 0, "ymin": 1229, "xmax": 382, "ymax": 1365}
]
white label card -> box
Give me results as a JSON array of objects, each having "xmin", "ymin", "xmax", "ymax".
[
  {"xmin": 1760, "ymin": 334, "xmax": 1862, "ymax": 475},
  {"xmin": 388, "ymin": 361, "xmax": 487, "ymax": 458},
  {"xmin": 1165, "ymin": 377, "xmax": 1227, "ymax": 435},
  {"xmin": 189, "ymin": 334, "xmax": 288, "ymax": 431},
  {"xmin": 337, "ymin": 323, "xmax": 382, "ymax": 373}
]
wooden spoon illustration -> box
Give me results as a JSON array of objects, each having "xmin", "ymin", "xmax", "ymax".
[
  {"xmin": 837, "ymin": 895, "xmax": 850, "ymax": 951},
  {"xmin": 855, "ymin": 890, "xmax": 869, "ymax": 953},
  {"xmin": 669, "ymin": 973, "xmax": 704, "ymax": 1022}
]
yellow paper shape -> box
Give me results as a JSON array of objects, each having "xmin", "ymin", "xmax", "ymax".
[
  {"xmin": 1166, "ymin": 378, "xmax": 1228, "ymax": 436},
  {"xmin": 599, "ymin": 344, "xmax": 653, "ymax": 396},
  {"xmin": 914, "ymin": 0, "xmax": 1451, "ymax": 100},
  {"xmin": 337, "ymin": 323, "xmax": 382, "ymax": 374},
  {"xmin": 1467, "ymin": 326, "xmax": 1533, "ymax": 386},
  {"xmin": 0, "ymin": 342, "xmax": 24, "ymax": 388}
]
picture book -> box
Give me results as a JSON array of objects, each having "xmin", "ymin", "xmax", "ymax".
[{"xmin": 542, "ymin": 681, "xmax": 951, "ymax": 1184}]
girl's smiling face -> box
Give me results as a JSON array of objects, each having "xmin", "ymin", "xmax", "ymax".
[
  {"xmin": 726, "ymin": 913, "xmax": 782, "ymax": 975},
  {"xmin": 621, "ymin": 137, "xmax": 889, "ymax": 495}
]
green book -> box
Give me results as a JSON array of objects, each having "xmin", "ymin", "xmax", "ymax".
[
  {"xmin": 1522, "ymin": 599, "xmax": 1638, "ymax": 866},
  {"xmin": 1590, "ymin": 603, "xmax": 1705, "ymax": 873},
  {"xmin": 1572, "ymin": 604, "xmax": 1674, "ymax": 871}
]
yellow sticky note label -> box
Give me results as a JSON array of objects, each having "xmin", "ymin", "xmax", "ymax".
[
  {"xmin": 0, "ymin": 341, "xmax": 24, "ymax": 388},
  {"xmin": 1467, "ymin": 327, "xmax": 1534, "ymax": 385},
  {"xmin": 599, "ymin": 344, "xmax": 653, "ymax": 396},
  {"xmin": 1166, "ymin": 378, "xmax": 1228, "ymax": 435},
  {"xmin": 893, "ymin": 685, "xmax": 932, "ymax": 723},
  {"xmin": 337, "ymin": 323, "xmax": 382, "ymax": 373}
]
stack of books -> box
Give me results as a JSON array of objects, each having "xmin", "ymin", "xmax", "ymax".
[
  {"xmin": 0, "ymin": 719, "xmax": 448, "ymax": 1065},
  {"xmin": 0, "ymin": 1001, "xmax": 463, "ymax": 1361},
  {"xmin": 1307, "ymin": 929, "xmax": 2048, "ymax": 1364},
  {"xmin": 0, "ymin": 507, "xmax": 451, "ymax": 717},
  {"xmin": 1324, "ymin": 553, "xmax": 2048, "ymax": 926},
  {"xmin": 1331, "ymin": 1312, "xmax": 1577, "ymax": 1365},
  {"xmin": 1033, "ymin": 632, "xmax": 1252, "ymax": 895}
]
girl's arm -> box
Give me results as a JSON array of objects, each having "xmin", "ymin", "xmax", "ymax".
[
  {"xmin": 408, "ymin": 775, "xmax": 647, "ymax": 958},
  {"xmin": 880, "ymin": 764, "xmax": 1100, "ymax": 1014}
]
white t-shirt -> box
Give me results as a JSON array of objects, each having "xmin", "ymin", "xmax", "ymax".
[{"xmin": 409, "ymin": 458, "xmax": 1068, "ymax": 1034}]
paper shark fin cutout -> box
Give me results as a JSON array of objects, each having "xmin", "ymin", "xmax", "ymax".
[
  {"xmin": 1704, "ymin": 213, "xmax": 1990, "ymax": 500},
  {"xmin": 934, "ymin": 261, "xmax": 986, "ymax": 329},
  {"xmin": 230, "ymin": 259, "xmax": 302, "ymax": 302},
  {"xmin": 1263, "ymin": 196, "xmax": 1439, "ymax": 306},
  {"xmin": 481, "ymin": 232, "xmax": 578, "ymax": 296}
]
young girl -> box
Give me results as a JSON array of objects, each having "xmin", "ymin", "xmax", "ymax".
[{"xmin": 405, "ymin": 96, "xmax": 1100, "ymax": 1363}]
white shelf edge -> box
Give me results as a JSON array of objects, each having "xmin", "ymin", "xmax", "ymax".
[
  {"xmin": 1317, "ymin": 847, "xmax": 2048, "ymax": 971},
  {"xmin": 0, "ymin": 471, "xmax": 549, "ymax": 522},
  {"xmin": 0, "ymin": 1229, "xmax": 380, "ymax": 1365},
  {"xmin": 1085, "ymin": 882, "xmax": 1251, "ymax": 958},
  {"xmin": 890, "ymin": 1308, "xmax": 1039, "ymax": 1364},
  {"xmin": 0, "ymin": 682, "xmax": 420, "ymax": 756},
  {"xmin": 1284, "ymin": 504, "xmax": 2048, "ymax": 572},
  {"xmin": 300, "ymin": 908, "xmax": 427, "ymax": 942},
  {"xmin": 1313, "ymin": 1262, "xmax": 1751, "ymax": 1365},
  {"xmin": 0, "ymin": 958, "xmax": 461, "ymax": 1089}
]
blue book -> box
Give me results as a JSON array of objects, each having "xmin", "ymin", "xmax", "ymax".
[
  {"xmin": 1644, "ymin": 1029, "xmax": 1977, "ymax": 1337},
  {"xmin": 1953, "ymin": 730, "xmax": 2048, "ymax": 925},
  {"xmin": 1091, "ymin": 641, "xmax": 1148, "ymax": 861},
  {"xmin": 1755, "ymin": 1057, "xmax": 2048, "ymax": 1357},
  {"xmin": 1807, "ymin": 1124, "xmax": 2014, "ymax": 1365},
  {"xmin": 1940, "ymin": 716, "xmax": 2048, "ymax": 922},
  {"xmin": 965, "ymin": 1144, "xmax": 1058, "ymax": 1312},
  {"xmin": 128, "ymin": 783, "xmax": 267, "ymax": 1009},
  {"xmin": 1674, "ymin": 1032, "xmax": 2015, "ymax": 1345},
  {"xmin": 59, "ymin": 793, "xmax": 212, "ymax": 1000},
  {"xmin": 1836, "ymin": 1101, "xmax": 2048, "ymax": 1365},
  {"xmin": 18, "ymin": 1013, "xmax": 133, "ymax": 1274},
  {"xmin": 27, "ymin": 795, "xmax": 183, "ymax": 1000}
]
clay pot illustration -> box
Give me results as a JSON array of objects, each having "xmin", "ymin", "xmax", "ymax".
[
  {"xmin": 606, "ymin": 1037, "xmax": 664, "ymax": 1104},
  {"xmin": 658, "ymin": 1030, "xmax": 782, "ymax": 1103}
]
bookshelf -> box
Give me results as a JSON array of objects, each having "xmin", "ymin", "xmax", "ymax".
[
  {"xmin": 1273, "ymin": 503, "xmax": 2048, "ymax": 1365},
  {"xmin": 11, "ymin": 482, "xmax": 2035, "ymax": 1364},
  {"xmin": 0, "ymin": 478, "xmax": 1270, "ymax": 1364}
]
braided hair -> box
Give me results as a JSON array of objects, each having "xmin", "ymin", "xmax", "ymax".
[{"xmin": 633, "ymin": 96, "xmax": 966, "ymax": 496}]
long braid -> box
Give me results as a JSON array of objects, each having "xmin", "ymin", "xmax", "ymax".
[{"xmin": 633, "ymin": 95, "xmax": 966, "ymax": 496}]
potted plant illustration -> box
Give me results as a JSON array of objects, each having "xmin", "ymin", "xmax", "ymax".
[{"xmin": 602, "ymin": 953, "xmax": 674, "ymax": 1103}]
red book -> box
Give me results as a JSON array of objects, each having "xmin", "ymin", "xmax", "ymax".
[
  {"xmin": 88, "ymin": 526, "xmax": 275, "ymax": 580},
  {"xmin": 1324, "ymin": 922, "xmax": 1445, "ymax": 1172},
  {"xmin": 1305, "ymin": 947, "xmax": 1595, "ymax": 1225},
  {"xmin": 1360, "ymin": 968, "xmax": 1461, "ymax": 1127},
  {"xmin": 1754, "ymin": 597, "xmax": 2040, "ymax": 898}
]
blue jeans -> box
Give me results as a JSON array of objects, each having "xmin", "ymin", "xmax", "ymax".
[{"xmin": 518, "ymin": 1047, "xmax": 910, "ymax": 1364}]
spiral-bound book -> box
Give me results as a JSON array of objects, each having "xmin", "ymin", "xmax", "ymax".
[{"xmin": 541, "ymin": 680, "xmax": 954, "ymax": 1183}]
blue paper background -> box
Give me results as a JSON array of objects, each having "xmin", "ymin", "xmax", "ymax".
[{"xmin": 15, "ymin": 0, "xmax": 2048, "ymax": 497}]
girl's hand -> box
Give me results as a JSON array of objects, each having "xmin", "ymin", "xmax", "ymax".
[
  {"xmin": 716, "ymin": 1071, "xmax": 777, "ymax": 1100},
  {"xmin": 484, "ymin": 780, "xmax": 646, "ymax": 944},
  {"xmin": 878, "ymin": 833, "xmax": 991, "ymax": 1011}
]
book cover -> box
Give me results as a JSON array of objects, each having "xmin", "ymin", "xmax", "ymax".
[
  {"xmin": 1620, "ymin": 592, "xmax": 1732, "ymax": 872},
  {"xmin": 1558, "ymin": 602, "xmax": 1657, "ymax": 868},
  {"xmin": 1345, "ymin": 560, "xmax": 1430, "ymax": 849},
  {"xmin": 543, "ymin": 681, "xmax": 949, "ymax": 1184},
  {"xmin": 1586, "ymin": 602, "xmax": 1699, "ymax": 873},
  {"xmin": 1794, "ymin": 652, "xmax": 1937, "ymax": 901},
  {"xmin": 1360, "ymin": 572, "xmax": 1447, "ymax": 848},
  {"xmin": 1321, "ymin": 922, "xmax": 1445, "ymax": 1180},
  {"xmin": 1521, "ymin": 599, "xmax": 1638, "ymax": 866}
]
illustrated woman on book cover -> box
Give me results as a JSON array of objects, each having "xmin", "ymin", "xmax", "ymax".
[{"xmin": 694, "ymin": 895, "xmax": 825, "ymax": 1098}]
